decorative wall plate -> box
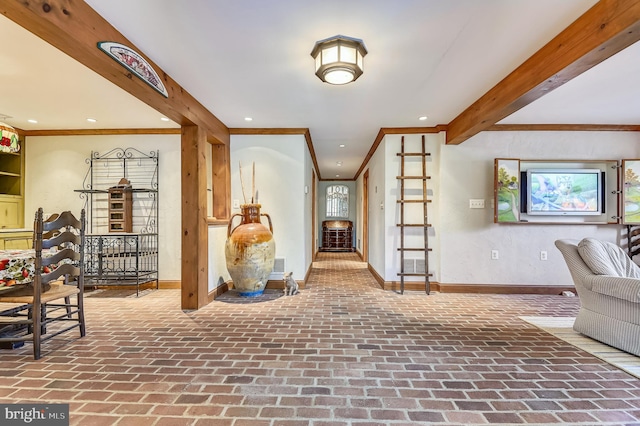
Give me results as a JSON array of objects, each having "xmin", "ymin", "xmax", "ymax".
[{"xmin": 98, "ymin": 41, "xmax": 168, "ymax": 98}]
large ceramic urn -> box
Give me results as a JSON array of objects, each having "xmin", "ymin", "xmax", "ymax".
[{"xmin": 225, "ymin": 204, "xmax": 276, "ymax": 296}]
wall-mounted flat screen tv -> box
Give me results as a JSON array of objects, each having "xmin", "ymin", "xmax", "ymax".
[{"xmin": 525, "ymin": 169, "xmax": 603, "ymax": 216}]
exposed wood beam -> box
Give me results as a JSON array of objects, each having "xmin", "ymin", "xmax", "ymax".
[
  {"xmin": 488, "ymin": 124, "xmax": 640, "ymax": 132},
  {"xmin": 381, "ymin": 126, "xmax": 448, "ymax": 135},
  {"xmin": 229, "ymin": 128, "xmax": 309, "ymax": 135},
  {"xmin": 1, "ymin": 0, "xmax": 229, "ymax": 145},
  {"xmin": 446, "ymin": 0, "xmax": 640, "ymax": 145},
  {"xmin": 23, "ymin": 128, "xmax": 181, "ymax": 136}
]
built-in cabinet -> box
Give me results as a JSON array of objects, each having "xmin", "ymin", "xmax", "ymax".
[
  {"xmin": 0, "ymin": 230, "xmax": 32, "ymax": 250},
  {"xmin": 494, "ymin": 158, "xmax": 619, "ymax": 225},
  {"xmin": 0, "ymin": 146, "xmax": 25, "ymax": 229}
]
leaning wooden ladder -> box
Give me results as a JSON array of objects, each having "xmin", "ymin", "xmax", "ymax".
[{"xmin": 397, "ymin": 135, "xmax": 432, "ymax": 294}]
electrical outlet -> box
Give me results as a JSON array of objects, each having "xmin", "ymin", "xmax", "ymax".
[
  {"xmin": 491, "ymin": 250, "xmax": 499, "ymax": 260},
  {"xmin": 469, "ymin": 199, "xmax": 485, "ymax": 209},
  {"xmin": 540, "ymin": 250, "xmax": 548, "ymax": 261}
]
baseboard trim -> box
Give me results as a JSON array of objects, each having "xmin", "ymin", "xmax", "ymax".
[
  {"xmin": 304, "ymin": 264, "xmax": 312, "ymax": 288},
  {"xmin": 159, "ymin": 280, "xmax": 181, "ymax": 289},
  {"xmin": 208, "ymin": 282, "xmax": 229, "ymax": 302},
  {"xmin": 435, "ymin": 283, "xmax": 576, "ymax": 295},
  {"xmin": 382, "ymin": 280, "xmax": 575, "ymax": 295},
  {"xmin": 383, "ymin": 280, "xmax": 434, "ymax": 293},
  {"xmin": 366, "ymin": 264, "xmax": 576, "ymax": 295},
  {"xmin": 367, "ymin": 264, "xmax": 384, "ymax": 288},
  {"xmin": 87, "ymin": 280, "xmax": 173, "ymax": 291}
]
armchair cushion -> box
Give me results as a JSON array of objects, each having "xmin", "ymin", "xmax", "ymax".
[
  {"xmin": 585, "ymin": 275, "xmax": 640, "ymax": 303},
  {"xmin": 577, "ymin": 238, "xmax": 640, "ymax": 278}
]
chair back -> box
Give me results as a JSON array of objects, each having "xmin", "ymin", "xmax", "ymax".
[
  {"xmin": 555, "ymin": 239, "xmax": 592, "ymax": 295},
  {"xmin": 33, "ymin": 208, "xmax": 86, "ymax": 304}
]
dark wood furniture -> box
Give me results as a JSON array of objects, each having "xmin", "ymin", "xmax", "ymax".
[
  {"xmin": 0, "ymin": 208, "xmax": 86, "ymax": 359},
  {"xmin": 321, "ymin": 220, "xmax": 354, "ymax": 252}
]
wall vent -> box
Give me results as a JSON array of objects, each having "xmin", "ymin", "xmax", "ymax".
[
  {"xmin": 402, "ymin": 259, "xmax": 426, "ymax": 274},
  {"xmin": 403, "ymin": 258, "xmax": 415, "ymax": 274}
]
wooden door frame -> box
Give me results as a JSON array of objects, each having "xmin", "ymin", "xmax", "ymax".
[
  {"xmin": 311, "ymin": 170, "xmax": 317, "ymax": 258},
  {"xmin": 362, "ymin": 169, "xmax": 369, "ymax": 262}
]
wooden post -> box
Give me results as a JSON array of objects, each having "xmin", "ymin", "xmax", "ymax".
[{"xmin": 181, "ymin": 125, "xmax": 209, "ymax": 310}]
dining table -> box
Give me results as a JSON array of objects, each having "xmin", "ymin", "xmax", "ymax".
[
  {"xmin": 0, "ymin": 248, "xmax": 73, "ymax": 349},
  {"xmin": 0, "ymin": 248, "xmax": 63, "ymax": 296}
]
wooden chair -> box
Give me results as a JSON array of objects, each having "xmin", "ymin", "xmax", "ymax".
[{"xmin": 0, "ymin": 208, "xmax": 86, "ymax": 359}]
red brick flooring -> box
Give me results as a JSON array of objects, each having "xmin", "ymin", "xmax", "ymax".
[{"xmin": 1, "ymin": 252, "xmax": 639, "ymax": 425}]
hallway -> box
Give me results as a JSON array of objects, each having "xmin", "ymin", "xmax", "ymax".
[{"xmin": 1, "ymin": 252, "xmax": 639, "ymax": 425}]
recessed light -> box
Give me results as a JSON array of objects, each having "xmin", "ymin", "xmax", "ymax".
[
  {"xmin": 339, "ymin": 144, "xmax": 345, "ymax": 148},
  {"xmin": 336, "ymin": 174, "xmax": 340, "ymax": 177},
  {"xmin": 418, "ymin": 116, "xmax": 428, "ymax": 121},
  {"xmin": 244, "ymin": 117, "xmax": 253, "ymax": 122},
  {"xmin": 86, "ymin": 118, "xmax": 97, "ymax": 123},
  {"xmin": 27, "ymin": 119, "xmax": 38, "ymax": 124},
  {"xmin": 160, "ymin": 117, "xmax": 170, "ymax": 122}
]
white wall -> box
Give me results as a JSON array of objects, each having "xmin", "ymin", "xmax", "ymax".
[
  {"xmin": 440, "ymin": 131, "xmax": 640, "ymax": 287},
  {"xmin": 230, "ymin": 134, "xmax": 310, "ymax": 281},
  {"xmin": 304, "ymin": 146, "xmax": 316, "ymax": 267},
  {"xmin": 24, "ymin": 134, "xmax": 182, "ymax": 280},
  {"xmin": 358, "ymin": 130, "xmax": 640, "ymax": 288},
  {"xmin": 361, "ymin": 138, "xmax": 387, "ymax": 276},
  {"xmin": 208, "ymin": 225, "xmax": 230, "ymax": 290}
]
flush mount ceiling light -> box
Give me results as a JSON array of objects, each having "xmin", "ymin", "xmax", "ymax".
[{"xmin": 310, "ymin": 35, "xmax": 367, "ymax": 85}]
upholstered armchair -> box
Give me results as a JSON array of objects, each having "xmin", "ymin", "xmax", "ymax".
[{"xmin": 555, "ymin": 238, "xmax": 640, "ymax": 357}]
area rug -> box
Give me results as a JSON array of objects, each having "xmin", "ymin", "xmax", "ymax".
[{"xmin": 520, "ymin": 316, "xmax": 640, "ymax": 380}]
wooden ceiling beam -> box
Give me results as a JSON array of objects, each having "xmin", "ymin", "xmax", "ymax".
[
  {"xmin": 1, "ymin": 0, "xmax": 229, "ymax": 145},
  {"xmin": 446, "ymin": 0, "xmax": 640, "ymax": 145}
]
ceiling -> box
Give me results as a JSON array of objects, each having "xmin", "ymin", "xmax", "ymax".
[{"xmin": 3, "ymin": 0, "xmax": 639, "ymax": 180}]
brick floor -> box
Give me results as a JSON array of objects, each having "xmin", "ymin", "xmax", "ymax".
[{"xmin": 1, "ymin": 252, "xmax": 639, "ymax": 425}]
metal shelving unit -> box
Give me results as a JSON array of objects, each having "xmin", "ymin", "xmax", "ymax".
[{"xmin": 75, "ymin": 148, "xmax": 158, "ymax": 295}]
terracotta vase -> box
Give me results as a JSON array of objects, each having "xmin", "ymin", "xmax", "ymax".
[{"xmin": 225, "ymin": 204, "xmax": 275, "ymax": 296}]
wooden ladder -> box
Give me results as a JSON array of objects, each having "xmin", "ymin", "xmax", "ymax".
[{"xmin": 397, "ymin": 135, "xmax": 432, "ymax": 294}]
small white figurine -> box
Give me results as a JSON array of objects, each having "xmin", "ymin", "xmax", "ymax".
[{"xmin": 283, "ymin": 272, "xmax": 299, "ymax": 296}]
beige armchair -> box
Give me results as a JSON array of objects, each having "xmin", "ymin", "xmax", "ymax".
[{"xmin": 555, "ymin": 238, "xmax": 640, "ymax": 357}]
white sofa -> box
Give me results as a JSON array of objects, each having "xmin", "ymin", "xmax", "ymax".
[{"xmin": 555, "ymin": 238, "xmax": 640, "ymax": 357}]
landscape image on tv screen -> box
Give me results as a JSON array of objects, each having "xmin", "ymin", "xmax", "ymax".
[{"xmin": 528, "ymin": 170, "xmax": 600, "ymax": 215}]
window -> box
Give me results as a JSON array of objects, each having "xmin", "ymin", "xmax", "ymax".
[{"xmin": 326, "ymin": 185, "xmax": 349, "ymax": 218}]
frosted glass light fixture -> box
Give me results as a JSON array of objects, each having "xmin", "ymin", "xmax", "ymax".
[
  {"xmin": 0, "ymin": 122, "xmax": 20, "ymax": 153},
  {"xmin": 310, "ymin": 35, "xmax": 367, "ymax": 85}
]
